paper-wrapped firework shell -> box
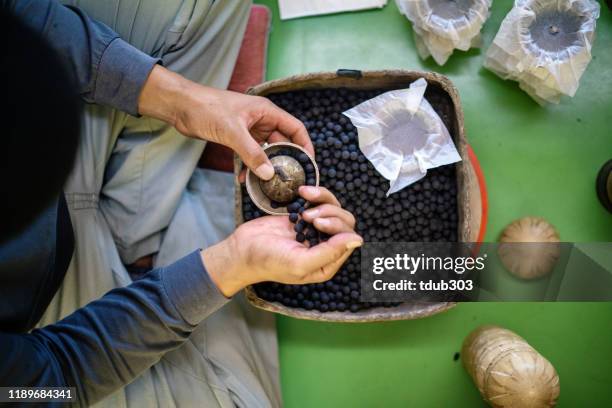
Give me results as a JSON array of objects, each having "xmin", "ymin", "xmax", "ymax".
[
  {"xmin": 462, "ymin": 325, "xmax": 560, "ymax": 408},
  {"xmin": 484, "ymin": 0, "xmax": 600, "ymax": 104},
  {"xmin": 342, "ymin": 78, "xmax": 461, "ymax": 195},
  {"xmin": 396, "ymin": 0, "xmax": 492, "ymax": 65},
  {"xmin": 498, "ymin": 216, "xmax": 560, "ymax": 279}
]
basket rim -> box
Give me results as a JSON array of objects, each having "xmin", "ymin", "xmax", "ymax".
[
  {"xmin": 245, "ymin": 286, "xmax": 456, "ymax": 323},
  {"xmin": 246, "ymin": 69, "xmax": 461, "ymax": 98},
  {"xmin": 237, "ymin": 69, "xmax": 469, "ymax": 322}
]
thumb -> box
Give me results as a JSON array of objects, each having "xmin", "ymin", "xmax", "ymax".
[
  {"xmin": 233, "ymin": 130, "xmax": 274, "ymax": 180},
  {"xmin": 300, "ymin": 232, "xmax": 363, "ymax": 273}
]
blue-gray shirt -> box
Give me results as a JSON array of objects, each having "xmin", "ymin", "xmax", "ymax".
[
  {"xmin": 2, "ymin": 0, "xmax": 159, "ymax": 116},
  {"xmin": 0, "ymin": 1, "xmax": 229, "ymax": 406}
]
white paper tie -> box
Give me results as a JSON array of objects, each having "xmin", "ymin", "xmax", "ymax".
[{"xmin": 343, "ymin": 78, "xmax": 462, "ymax": 196}]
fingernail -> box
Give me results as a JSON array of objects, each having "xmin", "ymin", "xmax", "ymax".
[
  {"xmin": 346, "ymin": 241, "xmax": 363, "ymax": 249},
  {"xmin": 315, "ymin": 218, "xmax": 330, "ymax": 227},
  {"xmin": 255, "ymin": 163, "xmax": 274, "ymax": 180},
  {"xmin": 304, "ymin": 208, "xmax": 319, "ymax": 218},
  {"xmin": 300, "ymin": 186, "xmax": 319, "ymax": 196}
]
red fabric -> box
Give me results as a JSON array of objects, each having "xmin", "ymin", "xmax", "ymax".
[
  {"xmin": 467, "ymin": 144, "xmax": 488, "ymax": 244},
  {"xmin": 227, "ymin": 5, "xmax": 271, "ymax": 94},
  {"xmin": 199, "ymin": 5, "xmax": 271, "ymax": 172}
]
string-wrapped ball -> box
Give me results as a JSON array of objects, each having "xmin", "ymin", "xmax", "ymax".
[
  {"xmin": 259, "ymin": 155, "xmax": 305, "ymax": 203},
  {"xmin": 498, "ymin": 216, "xmax": 560, "ymax": 279}
]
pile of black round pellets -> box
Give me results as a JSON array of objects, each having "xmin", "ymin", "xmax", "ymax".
[{"xmin": 241, "ymin": 87, "xmax": 458, "ymax": 313}]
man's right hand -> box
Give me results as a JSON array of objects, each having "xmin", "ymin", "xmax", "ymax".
[
  {"xmin": 201, "ymin": 186, "xmax": 363, "ymax": 297},
  {"xmin": 138, "ymin": 65, "xmax": 313, "ymax": 182}
]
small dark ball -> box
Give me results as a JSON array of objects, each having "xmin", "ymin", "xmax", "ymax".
[
  {"xmin": 294, "ymin": 221, "xmax": 305, "ymax": 233},
  {"xmin": 287, "ymin": 202, "xmax": 301, "ymax": 213},
  {"xmin": 297, "ymin": 153, "xmax": 310, "ymax": 164}
]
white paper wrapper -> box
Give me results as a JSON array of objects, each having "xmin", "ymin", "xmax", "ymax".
[
  {"xmin": 278, "ymin": 0, "xmax": 388, "ymax": 20},
  {"xmin": 396, "ymin": 0, "xmax": 492, "ymax": 65},
  {"xmin": 343, "ymin": 78, "xmax": 461, "ymax": 196},
  {"xmin": 484, "ymin": 0, "xmax": 600, "ymax": 104}
]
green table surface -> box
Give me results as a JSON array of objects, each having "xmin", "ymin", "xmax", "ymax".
[{"xmin": 254, "ymin": 1, "xmax": 612, "ymax": 406}]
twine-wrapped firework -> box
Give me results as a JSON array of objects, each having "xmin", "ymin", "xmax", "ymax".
[
  {"xmin": 484, "ymin": 0, "xmax": 600, "ymax": 104},
  {"xmin": 462, "ymin": 325, "xmax": 560, "ymax": 408},
  {"xmin": 396, "ymin": 0, "xmax": 492, "ymax": 65},
  {"xmin": 498, "ymin": 216, "xmax": 561, "ymax": 279}
]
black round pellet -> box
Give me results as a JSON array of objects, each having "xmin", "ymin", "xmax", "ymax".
[
  {"xmin": 287, "ymin": 202, "xmax": 301, "ymax": 213},
  {"xmin": 297, "ymin": 153, "xmax": 310, "ymax": 164},
  {"xmin": 305, "ymin": 228, "xmax": 317, "ymax": 239}
]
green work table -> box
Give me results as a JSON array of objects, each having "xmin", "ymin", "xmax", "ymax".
[{"xmin": 254, "ymin": 1, "xmax": 612, "ymax": 406}]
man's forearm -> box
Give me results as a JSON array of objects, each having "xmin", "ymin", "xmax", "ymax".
[
  {"xmin": 137, "ymin": 65, "xmax": 190, "ymax": 125},
  {"xmin": 0, "ymin": 251, "xmax": 228, "ymax": 406}
]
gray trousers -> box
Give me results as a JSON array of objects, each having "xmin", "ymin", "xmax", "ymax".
[{"xmin": 39, "ymin": 1, "xmax": 281, "ymax": 407}]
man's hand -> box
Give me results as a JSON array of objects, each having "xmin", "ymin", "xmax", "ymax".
[
  {"xmin": 202, "ymin": 186, "xmax": 363, "ymax": 297},
  {"xmin": 138, "ymin": 65, "xmax": 313, "ymax": 180}
]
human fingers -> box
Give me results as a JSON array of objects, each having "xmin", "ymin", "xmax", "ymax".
[
  {"xmin": 298, "ymin": 186, "xmax": 340, "ymax": 207},
  {"xmin": 312, "ymin": 216, "xmax": 355, "ymax": 235},
  {"xmin": 267, "ymin": 130, "xmax": 291, "ymax": 144},
  {"xmin": 297, "ymin": 232, "xmax": 362, "ymax": 274},
  {"xmin": 231, "ymin": 128, "xmax": 274, "ymax": 180},
  {"xmin": 302, "ymin": 203, "xmax": 355, "ymax": 229},
  {"xmin": 304, "ymin": 246, "xmax": 355, "ymax": 284},
  {"xmin": 260, "ymin": 102, "xmax": 314, "ymax": 155}
]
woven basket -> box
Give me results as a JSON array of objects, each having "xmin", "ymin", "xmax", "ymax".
[{"xmin": 235, "ymin": 70, "xmax": 476, "ymax": 322}]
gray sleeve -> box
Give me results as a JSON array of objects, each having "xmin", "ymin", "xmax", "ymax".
[
  {"xmin": 2, "ymin": 0, "xmax": 160, "ymax": 116},
  {"xmin": 0, "ymin": 251, "xmax": 229, "ymax": 406}
]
